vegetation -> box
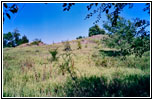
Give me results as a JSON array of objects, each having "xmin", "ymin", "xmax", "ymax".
[
  {"xmin": 63, "ymin": 41, "xmax": 72, "ymax": 51},
  {"xmin": 30, "ymin": 39, "xmax": 42, "ymax": 46},
  {"xmin": 77, "ymin": 40, "xmax": 82, "ymax": 49},
  {"xmin": 89, "ymin": 24, "xmax": 105, "ymax": 37},
  {"xmin": 3, "ymin": 34, "xmax": 150, "ymax": 97},
  {"xmin": 49, "ymin": 48, "xmax": 58, "ymax": 61},
  {"xmin": 103, "ymin": 15, "xmax": 150, "ymax": 57},
  {"xmin": 76, "ymin": 36, "xmax": 85, "ymax": 40},
  {"xmin": 3, "ymin": 30, "xmax": 29, "ymax": 48},
  {"xmin": 3, "ymin": 3, "xmax": 150, "ymax": 98}
]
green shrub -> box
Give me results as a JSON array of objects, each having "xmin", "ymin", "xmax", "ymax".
[
  {"xmin": 77, "ymin": 40, "xmax": 82, "ymax": 49},
  {"xmin": 56, "ymin": 74, "xmax": 150, "ymax": 97},
  {"xmin": 49, "ymin": 48, "xmax": 58, "ymax": 61},
  {"xmin": 30, "ymin": 39, "xmax": 41, "ymax": 46},
  {"xmin": 57, "ymin": 52, "xmax": 76, "ymax": 80},
  {"xmin": 76, "ymin": 36, "xmax": 85, "ymax": 39},
  {"xmin": 122, "ymin": 54, "xmax": 150, "ymax": 70}
]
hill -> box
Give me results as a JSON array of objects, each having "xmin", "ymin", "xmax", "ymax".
[{"xmin": 3, "ymin": 34, "xmax": 150, "ymax": 97}]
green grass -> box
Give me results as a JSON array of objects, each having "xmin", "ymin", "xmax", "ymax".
[{"xmin": 3, "ymin": 35, "xmax": 150, "ymax": 97}]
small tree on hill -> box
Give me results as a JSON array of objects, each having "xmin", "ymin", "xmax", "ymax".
[
  {"xmin": 21, "ymin": 35, "xmax": 29, "ymax": 44},
  {"xmin": 89, "ymin": 24, "xmax": 105, "ymax": 37}
]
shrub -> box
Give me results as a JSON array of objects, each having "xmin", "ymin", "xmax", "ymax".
[
  {"xmin": 30, "ymin": 39, "xmax": 41, "ymax": 46},
  {"xmin": 57, "ymin": 52, "xmax": 76, "ymax": 80},
  {"xmin": 63, "ymin": 41, "xmax": 72, "ymax": 51},
  {"xmin": 56, "ymin": 74, "xmax": 150, "ymax": 97},
  {"xmin": 49, "ymin": 48, "xmax": 58, "ymax": 61},
  {"xmin": 77, "ymin": 40, "xmax": 82, "ymax": 49},
  {"xmin": 76, "ymin": 36, "xmax": 85, "ymax": 39},
  {"xmin": 89, "ymin": 24, "xmax": 105, "ymax": 37}
]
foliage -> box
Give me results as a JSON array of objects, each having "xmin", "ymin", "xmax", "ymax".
[
  {"xmin": 103, "ymin": 15, "xmax": 150, "ymax": 57},
  {"xmin": 63, "ymin": 41, "xmax": 72, "ymax": 51},
  {"xmin": 56, "ymin": 52, "xmax": 76, "ymax": 80},
  {"xmin": 89, "ymin": 24, "xmax": 105, "ymax": 37},
  {"xmin": 30, "ymin": 39, "xmax": 42, "ymax": 46},
  {"xmin": 76, "ymin": 36, "xmax": 85, "ymax": 39},
  {"xmin": 20, "ymin": 35, "xmax": 29, "ymax": 44},
  {"xmin": 3, "ymin": 33, "xmax": 150, "ymax": 97},
  {"xmin": 77, "ymin": 40, "xmax": 82, "ymax": 49},
  {"xmin": 49, "ymin": 48, "xmax": 58, "ymax": 61},
  {"xmin": 63, "ymin": 3, "xmax": 149, "ymax": 26},
  {"xmin": 56, "ymin": 74, "xmax": 150, "ymax": 97},
  {"xmin": 3, "ymin": 3, "xmax": 19, "ymax": 23},
  {"xmin": 3, "ymin": 30, "xmax": 29, "ymax": 47}
]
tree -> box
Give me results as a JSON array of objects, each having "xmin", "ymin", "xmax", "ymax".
[
  {"xmin": 3, "ymin": 3, "xmax": 19, "ymax": 23},
  {"xmin": 3, "ymin": 32, "xmax": 14, "ymax": 47},
  {"xmin": 3, "ymin": 30, "xmax": 29, "ymax": 48},
  {"xmin": 76, "ymin": 36, "xmax": 85, "ymax": 39},
  {"xmin": 21, "ymin": 35, "xmax": 29, "ymax": 44},
  {"xmin": 63, "ymin": 3, "xmax": 150, "ymax": 26},
  {"xmin": 89, "ymin": 24, "xmax": 105, "ymax": 37},
  {"xmin": 13, "ymin": 29, "xmax": 21, "ymax": 46},
  {"xmin": 103, "ymin": 15, "xmax": 149, "ymax": 57}
]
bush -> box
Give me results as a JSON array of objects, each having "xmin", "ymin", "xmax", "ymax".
[
  {"xmin": 30, "ymin": 39, "xmax": 41, "ymax": 46},
  {"xmin": 49, "ymin": 48, "xmax": 58, "ymax": 61},
  {"xmin": 63, "ymin": 41, "xmax": 72, "ymax": 51},
  {"xmin": 76, "ymin": 36, "xmax": 85, "ymax": 40},
  {"xmin": 77, "ymin": 40, "xmax": 82, "ymax": 49},
  {"xmin": 57, "ymin": 52, "xmax": 76, "ymax": 80},
  {"xmin": 56, "ymin": 74, "xmax": 150, "ymax": 97},
  {"xmin": 89, "ymin": 24, "xmax": 105, "ymax": 37}
]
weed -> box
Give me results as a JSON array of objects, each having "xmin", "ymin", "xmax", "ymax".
[
  {"xmin": 49, "ymin": 48, "xmax": 58, "ymax": 61},
  {"xmin": 57, "ymin": 52, "xmax": 76, "ymax": 80}
]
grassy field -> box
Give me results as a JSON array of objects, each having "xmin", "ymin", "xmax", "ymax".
[{"xmin": 3, "ymin": 35, "xmax": 150, "ymax": 97}]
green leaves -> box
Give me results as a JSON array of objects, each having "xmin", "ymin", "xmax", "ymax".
[
  {"xmin": 63, "ymin": 3, "xmax": 67, "ymax": 7},
  {"xmin": 3, "ymin": 3, "xmax": 19, "ymax": 23},
  {"xmin": 3, "ymin": 30, "xmax": 29, "ymax": 48},
  {"xmin": 89, "ymin": 24, "xmax": 105, "ymax": 37},
  {"xmin": 10, "ymin": 8, "xmax": 18, "ymax": 14},
  {"xmin": 6, "ymin": 13, "xmax": 10, "ymax": 19},
  {"xmin": 103, "ymin": 16, "xmax": 150, "ymax": 57},
  {"xmin": 63, "ymin": 3, "xmax": 75, "ymax": 11},
  {"xmin": 4, "ymin": 3, "xmax": 8, "ymax": 8}
]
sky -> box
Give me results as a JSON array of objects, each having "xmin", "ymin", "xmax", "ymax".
[{"xmin": 3, "ymin": 3, "xmax": 150, "ymax": 44}]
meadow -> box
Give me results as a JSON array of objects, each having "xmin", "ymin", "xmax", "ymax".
[{"xmin": 3, "ymin": 35, "xmax": 150, "ymax": 97}]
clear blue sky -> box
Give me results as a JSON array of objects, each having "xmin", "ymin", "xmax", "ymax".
[{"xmin": 3, "ymin": 3, "xmax": 150, "ymax": 44}]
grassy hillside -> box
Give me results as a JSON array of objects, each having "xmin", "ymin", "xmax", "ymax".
[{"xmin": 3, "ymin": 35, "xmax": 150, "ymax": 97}]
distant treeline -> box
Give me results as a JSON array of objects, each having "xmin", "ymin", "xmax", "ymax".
[{"xmin": 3, "ymin": 29, "xmax": 29, "ymax": 48}]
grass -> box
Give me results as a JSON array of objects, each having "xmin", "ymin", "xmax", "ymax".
[{"xmin": 3, "ymin": 35, "xmax": 150, "ymax": 97}]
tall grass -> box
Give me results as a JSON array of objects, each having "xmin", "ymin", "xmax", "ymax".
[{"xmin": 3, "ymin": 39, "xmax": 150, "ymax": 97}]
